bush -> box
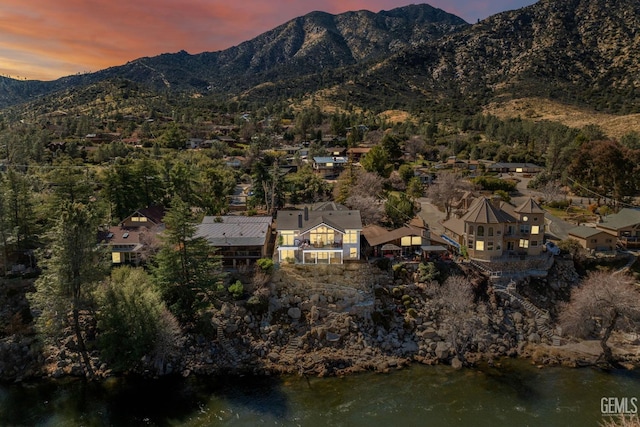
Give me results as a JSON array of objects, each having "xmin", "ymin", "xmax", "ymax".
[
  {"xmin": 256, "ymin": 258, "xmax": 275, "ymax": 274},
  {"xmin": 471, "ymin": 176, "xmax": 517, "ymax": 192},
  {"xmin": 547, "ymin": 199, "xmax": 570, "ymax": 209},
  {"xmin": 228, "ymin": 280, "xmax": 244, "ymax": 300}
]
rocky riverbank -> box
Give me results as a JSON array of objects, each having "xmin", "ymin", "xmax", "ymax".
[{"xmin": 1, "ymin": 260, "xmax": 638, "ymax": 383}]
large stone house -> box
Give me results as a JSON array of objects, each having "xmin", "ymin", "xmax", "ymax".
[
  {"xmin": 442, "ymin": 197, "xmax": 546, "ymax": 261},
  {"xmin": 275, "ymin": 202, "xmax": 362, "ymax": 264}
]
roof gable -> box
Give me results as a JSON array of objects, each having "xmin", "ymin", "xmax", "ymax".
[{"xmin": 514, "ymin": 198, "xmax": 545, "ymax": 214}]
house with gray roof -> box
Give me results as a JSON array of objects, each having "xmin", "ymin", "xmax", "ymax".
[
  {"xmin": 596, "ymin": 208, "xmax": 640, "ymax": 248},
  {"xmin": 312, "ymin": 156, "xmax": 348, "ymax": 179},
  {"xmin": 567, "ymin": 226, "xmax": 616, "ymax": 251},
  {"xmin": 276, "ymin": 204, "xmax": 362, "ymax": 264},
  {"xmin": 195, "ymin": 216, "xmax": 274, "ymax": 268},
  {"xmin": 442, "ymin": 197, "xmax": 546, "ymax": 261}
]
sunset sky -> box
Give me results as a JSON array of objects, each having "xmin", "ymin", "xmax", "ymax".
[{"xmin": 1, "ymin": 0, "xmax": 537, "ymax": 81}]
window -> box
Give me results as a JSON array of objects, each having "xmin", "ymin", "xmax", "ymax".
[
  {"xmin": 476, "ymin": 241, "xmax": 484, "ymax": 251},
  {"xmin": 467, "ymin": 239, "xmax": 474, "ymax": 249},
  {"xmin": 401, "ymin": 236, "xmax": 412, "ymax": 247},
  {"xmin": 131, "ymin": 216, "xmax": 147, "ymax": 222},
  {"xmin": 531, "ymin": 240, "xmax": 538, "ymax": 247},
  {"xmin": 487, "ymin": 241, "xmax": 494, "ymax": 251},
  {"xmin": 112, "ymin": 252, "xmax": 122, "ymax": 263},
  {"xmin": 280, "ymin": 231, "xmax": 295, "ymax": 246},
  {"xmin": 468, "ymin": 225, "xmax": 474, "ymax": 235},
  {"xmin": 310, "ymin": 226, "xmax": 335, "ymax": 246},
  {"xmin": 344, "ymin": 230, "xmax": 358, "ymax": 244},
  {"xmin": 520, "ymin": 224, "xmax": 531, "ymax": 234},
  {"xmin": 488, "ymin": 227, "xmax": 494, "ymax": 237},
  {"xmin": 519, "ymin": 239, "xmax": 529, "ymax": 248},
  {"xmin": 411, "ymin": 236, "xmax": 422, "ymax": 245},
  {"xmin": 280, "ymin": 249, "xmax": 295, "ymax": 262},
  {"xmin": 531, "ymin": 225, "xmax": 540, "ymax": 235},
  {"xmin": 350, "ymin": 248, "xmax": 358, "ymax": 259},
  {"xmin": 477, "ymin": 226, "xmax": 485, "ymax": 237}
]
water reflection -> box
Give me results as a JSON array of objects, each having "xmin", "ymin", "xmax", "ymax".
[{"xmin": 1, "ymin": 361, "xmax": 639, "ymax": 426}]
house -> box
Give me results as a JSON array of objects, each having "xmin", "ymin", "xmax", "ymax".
[
  {"xmin": 195, "ymin": 216, "xmax": 274, "ymax": 268},
  {"xmin": 99, "ymin": 206, "xmax": 166, "ymax": 265},
  {"xmin": 346, "ymin": 147, "xmax": 371, "ymax": 163},
  {"xmin": 442, "ymin": 197, "xmax": 545, "ymax": 261},
  {"xmin": 362, "ymin": 217, "xmax": 445, "ymax": 261},
  {"xmin": 567, "ymin": 226, "xmax": 616, "ymax": 251},
  {"xmin": 228, "ymin": 184, "xmax": 252, "ymax": 211},
  {"xmin": 312, "ymin": 156, "xmax": 348, "ymax": 179},
  {"xmin": 596, "ymin": 208, "xmax": 640, "ymax": 248},
  {"xmin": 275, "ymin": 202, "xmax": 362, "ymax": 264},
  {"xmin": 486, "ymin": 162, "xmax": 544, "ymax": 174}
]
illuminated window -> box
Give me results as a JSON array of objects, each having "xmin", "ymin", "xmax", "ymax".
[
  {"xmin": 310, "ymin": 226, "xmax": 335, "ymax": 246},
  {"xmin": 476, "ymin": 241, "xmax": 484, "ymax": 251},
  {"xmin": 401, "ymin": 236, "xmax": 412, "ymax": 246},
  {"xmin": 280, "ymin": 231, "xmax": 295, "ymax": 246},
  {"xmin": 531, "ymin": 225, "xmax": 540, "ymax": 235},
  {"xmin": 411, "ymin": 236, "xmax": 422, "ymax": 245},
  {"xmin": 112, "ymin": 252, "xmax": 122, "ymax": 263},
  {"xmin": 519, "ymin": 239, "xmax": 529, "ymax": 248},
  {"xmin": 350, "ymin": 248, "xmax": 358, "ymax": 259},
  {"xmin": 280, "ymin": 249, "xmax": 295, "ymax": 262},
  {"xmin": 344, "ymin": 230, "xmax": 358, "ymax": 244}
]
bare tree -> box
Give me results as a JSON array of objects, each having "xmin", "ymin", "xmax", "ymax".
[
  {"xmin": 559, "ymin": 271, "xmax": 640, "ymax": 365},
  {"xmin": 540, "ymin": 179, "xmax": 566, "ymax": 204},
  {"xmin": 405, "ymin": 136, "xmax": 427, "ymax": 162},
  {"xmin": 426, "ymin": 172, "xmax": 473, "ymax": 220},
  {"xmin": 436, "ymin": 275, "xmax": 481, "ymax": 363}
]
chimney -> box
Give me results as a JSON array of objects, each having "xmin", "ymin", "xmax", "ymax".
[
  {"xmin": 304, "ymin": 207, "xmax": 309, "ymax": 221},
  {"xmin": 298, "ymin": 213, "xmax": 303, "ymax": 228}
]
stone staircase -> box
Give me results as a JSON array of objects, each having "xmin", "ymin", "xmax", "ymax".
[
  {"xmin": 284, "ymin": 336, "xmax": 304, "ymax": 357},
  {"xmin": 216, "ymin": 323, "xmax": 239, "ymax": 362},
  {"xmin": 494, "ymin": 282, "xmax": 558, "ymax": 343}
]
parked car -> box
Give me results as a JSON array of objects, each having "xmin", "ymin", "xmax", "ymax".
[{"xmin": 545, "ymin": 241, "xmax": 561, "ymax": 255}]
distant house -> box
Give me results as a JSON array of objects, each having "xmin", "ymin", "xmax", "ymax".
[
  {"xmin": 487, "ymin": 162, "xmax": 544, "ymax": 174},
  {"xmin": 442, "ymin": 197, "xmax": 546, "ymax": 261},
  {"xmin": 596, "ymin": 208, "xmax": 640, "ymax": 248},
  {"xmin": 275, "ymin": 202, "xmax": 362, "ymax": 264},
  {"xmin": 346, "ymin": 147, "xmax": 371, "ymax": 163},
  {"xmin": 99, "ymin": 206, "xmax": 166, "ymax": 265},
  {"xmin": 567, "ymin": 226, "xmax": 616, "ymax": 251},
  {"xmin": 195, "ymin": 216, "xmax": 274, "ymax": 268},
  {"xmin": 312, "ymin": 156, "xmax": 348, "ymax": 179}
]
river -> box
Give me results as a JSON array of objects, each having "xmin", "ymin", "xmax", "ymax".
[{"xmin": 1, "ymin": 360, "xmax": 639, "ymax": 426}]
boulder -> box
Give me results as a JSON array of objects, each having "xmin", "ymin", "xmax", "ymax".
[{"xmin": 287, "ymin": 307, "xmax": 301, "ymax": 320}]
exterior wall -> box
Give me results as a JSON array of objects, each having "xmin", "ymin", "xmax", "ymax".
[
  {"xmin": 464, "ymin": 223, "xmax": 505, "ymax": 261},
  {"xmin": 569, "ymin": 233, "xmax": 615, "ymax": 251},
  {"xmin": 276, "ymin": 226, "xmax": 360, "ymax": 264}
]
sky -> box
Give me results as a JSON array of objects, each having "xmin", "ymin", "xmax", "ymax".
[{"xmin": 0, "ymin": 0, "xmax": 537, "ymax": 81}]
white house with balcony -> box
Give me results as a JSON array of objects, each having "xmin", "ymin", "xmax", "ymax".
[{"xmin": 275, "ymin": 202, "xmax": 362, "ymax": 264}]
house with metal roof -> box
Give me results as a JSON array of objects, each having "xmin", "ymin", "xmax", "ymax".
[
  {"xmin": 442, "ymin": 197, "xmax": 546, "ymax": 261},
  {"xmin": 596, "ymin": 208, "xmax": 640, "ymax": 248},
  {"xmin": 275, "ymin": 204, "xmax": 362, "ymax": 264},
  {"xmin": 311, "ymin": 156, "xmax": 348, "ymax": 179},
  {"xmin": 194, "ymin": 216, "xmax": 274, "ymax": 269}
]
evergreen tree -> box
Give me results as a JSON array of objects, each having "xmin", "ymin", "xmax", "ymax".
[
  {"xmin": 152, "ymin": 197, "xmax": 224, "ymax": 324},
  {"xmin": 29, "ymin": 201, "xmax": 107, "ymax": 378}
]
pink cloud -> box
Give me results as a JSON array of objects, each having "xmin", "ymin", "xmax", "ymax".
[{"xmin": 0, "ymin": 0, "xmax": 535, "ymax": 81}]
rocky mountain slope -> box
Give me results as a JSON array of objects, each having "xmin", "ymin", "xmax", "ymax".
[
  {"xmin": 1, "ymin": 0, "xmax": 639, "ymax": 118},
  {"xmin": 0, "ymin": 4, "xmax": 467, "ymax": 109}
]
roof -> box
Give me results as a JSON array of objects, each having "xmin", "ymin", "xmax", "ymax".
[
  {"xmin": 362, "ymin": 224, "xmax": 424, "ymax": 247},
  {"xmin": 442, "ymin": 217, "xmax": 465, "ymax": 236},
  {"xmin": 195, "ymin": 216, "xmax": 272, "ymax": 247},
  {"xmin": 276, "ymin": 207, "xmax": 362, "ymax": 232},
  {"xmin": 125, "ymin": 205, "xmax": 165, "ymax": 225},
  {"xmin": 487, "ymin": 162, "xmax": 543, "ymax": 169},
  {"xmin": 313, "ymin": 156, "xmax": 348, "ymax": 164},
  {"xmin": 98, "ymin": 226, "xmax": 145, "ymax": 251},
  {"xmin": 514, "ymin": 198, "xmax": 545, "ymax": 215},
  {"xmin": 568, "ymin": 226, "xmax": 608, "ymax": 239},
  {"xmin": 598, "ymin": 208, "xmax": 640, "ymax": 231},
  {"xmin": 461, "ymin": 197, "xmax": 515, "ymax": 224}
]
